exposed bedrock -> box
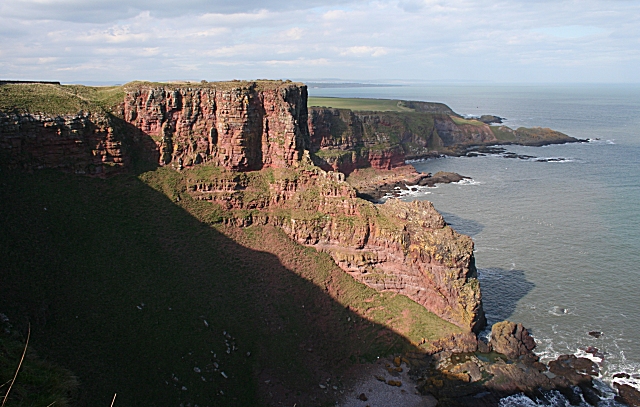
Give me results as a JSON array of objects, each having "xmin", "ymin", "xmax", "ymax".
[
  {"xmin": 185, "ymin": 163, "xmax": 485, "ymax": 332},
  {"xmin": 123, "ymin": 82, "xmax": 309, "ymax": 170},
  {"xmin": 282, "ymin": 198, "xmax": 485, "ymax": 332}
]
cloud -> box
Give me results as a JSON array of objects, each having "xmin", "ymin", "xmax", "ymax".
[
  {"xmin": 1, "ymin": 0, "xmax": 639, "ymax": 83},
  {"xmin": 532, "ymin": 25, "xmax": 608, "ymax": 39},
  {"xmin": 3, "ymin": 0, "xmax": 365, "ymax": 23},
  {"xmin": 340, "ymin": 46, "xmax": 389, "ymax": 57}
]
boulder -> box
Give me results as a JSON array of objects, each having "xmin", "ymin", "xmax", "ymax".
[
  {"xmin": 615, "ymin": 383, "xmax": 640, "ymax": 407},
  {"xmin": 489, "ymin": 321, "xmax": 537, "ymax": 362}
]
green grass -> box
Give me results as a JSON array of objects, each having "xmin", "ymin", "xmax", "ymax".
[
  {"xmin": 308, "ymin": 97, "xmax": 415, "ymax": 112},
  {"xmin": 123, "ymin": 79, "xmax": 302, "ymax": 92},
  {"xmin": 450, "ymin": 116, "xmax": 485, "ymax": 127},
  {"xmin": 0, "ymin": 84, "xmax": 97, "ymax": 115},
  {"xmin": 1, "ymin": 327, "xmax": 78, "ymax": 407},
  {"xmin": 0, "ymin": 166, "xmax": 459, "ymax": 406},
  {"xmin": 0, "ymin": 80, "xmax": 302, "ymax": 116},
  {"xmin": 490, "ymin": 125, "xmax": 517, "ymax": 141}
]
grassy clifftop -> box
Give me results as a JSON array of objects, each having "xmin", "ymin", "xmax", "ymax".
[
  {"xmin": 0, "ymin": 80, "xmax": 301, "ymax": 116},
  {"xmin": 308, "ymin": 96, "xmax": 458, "ymax": 115},
  {"xmin": 0, "ymin": 83, "xmax": 122, "ymax": 115}
]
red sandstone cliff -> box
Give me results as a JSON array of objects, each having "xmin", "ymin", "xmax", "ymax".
[
  {"xmin": 185, "ymin": 163, "xmax": 485, "ymax": 332},
  {"xmin": 123, "ymin": 81, "xmax": 309, "ymax": 171},
  {"xmin": 0, "ymin": 81, "xmax": 485, "ymax": 332}
]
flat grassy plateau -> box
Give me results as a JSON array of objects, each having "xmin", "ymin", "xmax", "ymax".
[{"xmin": 308, "ymin": 96, "xmax": 415, "ymax": 112}]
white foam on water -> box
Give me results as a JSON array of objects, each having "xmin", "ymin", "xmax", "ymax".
[
  {"xmin": 575, "ymin": 348, "xmax": 604, "ymax": 364},
  {"xmin": 380, "ymin": 185, "xmax": 432, "ymax": 202},
  {"xmin": 549, "ymin": 306, "xmax": 572, "ymax": 316},
  {"xmin": 499, "ymin": 390, "xmax": 581, "ymax": 407},
  {"xmin": 530, "ymin": 157, "xmax": 575, "ymax": 163},
  {"xmin": 585, "ymin": 138, "xmax": 616, "ymax": 145},
  {"xmin": 454, "ymin": 178, "xmax": 482, "ymax": 185}
]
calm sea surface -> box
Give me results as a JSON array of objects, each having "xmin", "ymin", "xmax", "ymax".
[{"xmin": 309, "ymin": 84, "xmax": 640, "ymax": 391}]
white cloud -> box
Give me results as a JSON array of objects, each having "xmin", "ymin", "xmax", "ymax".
[
  {"xmin": 340, "ymin": 46, "xmax": 389, "ymax": 57},
  {"xmin": 0, "ymin": 0, "xmax": 639, "ymax": 83}
]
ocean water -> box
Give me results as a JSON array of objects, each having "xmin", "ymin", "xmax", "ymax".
[{"xmin": 308, "ymin": 84, "xmax": 640, "ymax": 394}]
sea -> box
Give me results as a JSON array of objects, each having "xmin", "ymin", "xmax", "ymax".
[{"xmin": 308, "ymin": 83, "xmax": 640, "ymax": 405}]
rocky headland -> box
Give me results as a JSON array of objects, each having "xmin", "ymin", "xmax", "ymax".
[{"xmin": 1, "ymin": 80, "xmax": 633, "ymax": 406}]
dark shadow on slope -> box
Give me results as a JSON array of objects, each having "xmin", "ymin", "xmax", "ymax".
[
  {"xmin": 477, "ymin": 268, "xmax": 535, "ymax": 326},
  {"xmin": 439, "ymin": 211, "xmax": 484, "ymax": 237},
  {"xmin": 0, "ymin": 167, "xmax": 424, "ymax": 407}
]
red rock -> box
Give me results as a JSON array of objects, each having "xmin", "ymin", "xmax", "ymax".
[
  {"xmin": 490, "ymin": 321, "xmax": 537, "ymax": 361},
  {"xmin": 123, "ymin": 82, "xmax": 308, "ymax": 171}
]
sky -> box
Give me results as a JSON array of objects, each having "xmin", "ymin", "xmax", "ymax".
[{"xmin": 1, "ymin": 0, "xmax": 639, "ymax": 84}]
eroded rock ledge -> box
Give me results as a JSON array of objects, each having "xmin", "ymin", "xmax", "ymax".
[{"xmin": 185, "ymin": 162, "xmax": 485, "ymax": 332}]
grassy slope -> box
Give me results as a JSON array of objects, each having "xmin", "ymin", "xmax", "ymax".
[
  {"xmin": 0, "ymin": 327, "xmax": 78, "ymax": 407},
  {"xmin": 308, "ymin": 96, "xmax": 415, "ymax": 112},
  {"xmin": 0, "ymin": 166, "xmax": 459, "ymax": 406},
  {"xmin": 0, "ymin": 83, "xmax": 125, "ymax": 115}
]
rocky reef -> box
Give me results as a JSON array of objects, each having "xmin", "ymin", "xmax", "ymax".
[{"xmin": 407, "ymin": 320, "xmax": 613, "ymax": 406}]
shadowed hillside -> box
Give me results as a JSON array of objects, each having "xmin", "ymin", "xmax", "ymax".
[{"xmin": 0, "ymin": 167, "xmax": 460, "ymax": 406}]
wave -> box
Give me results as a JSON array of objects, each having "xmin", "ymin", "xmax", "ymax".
[
  {"xmin": 584, "ymin": 138, "xmax": 616, "ymax": 145},
  {"xmin": 530, "ymin": 157, "xmax": 575, "ymax": 163},
  {"xmin": 499, "ymin": 390, "xmax": 581, "ymax": 407},
  {"xmin": 381, "ymin": 184, "xmax": 432, "ymax": 201},
  {"xmin": 454, "ymin": 178, "xmax": 482, "ymax": 185},
  {"xmin": 549, "ymin": 306, "xmax": 573, "ymax": 316}
]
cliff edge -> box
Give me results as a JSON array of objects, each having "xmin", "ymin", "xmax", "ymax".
[{"xmin": 0, "ymin": 80, "xmax": 485, "ymax": 332}]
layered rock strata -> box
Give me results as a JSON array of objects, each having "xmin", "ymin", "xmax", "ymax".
[
  {"xmin": 0, "ymin": 111, "xmax": 127, "ymax": 175},
  {"xmin": 184, "ymin": 163, "xmax": 485, "ymax": 332},
  {"xmin": 307, "ymin": 107, "xmax": 578, "ymax": 174},
  {"xmin": 123, "ymin": 81, "xmax": 309, "ymax": 171}
]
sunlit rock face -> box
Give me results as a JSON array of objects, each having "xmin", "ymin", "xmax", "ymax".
[{"xmin": 123, "ymin": 82, "xmax": 309, "ymax": 171}]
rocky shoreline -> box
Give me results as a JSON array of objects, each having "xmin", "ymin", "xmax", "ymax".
[
  {"xmin": 339, "ymin": 321, "xmax": 640, "ymax": 406},
  {"xmin": 345, "ymin": 165, "xmax": 471, "ymax": 203}
]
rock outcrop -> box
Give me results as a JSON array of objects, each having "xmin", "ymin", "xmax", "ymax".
[
  {"xmin": 410, "ymin": 321, "xmax": 611, "ymax": 406},
  {"xmin": 489, "ymin": 321, "xmax": 537, "ymax": 362},
  {"xmin": 307, "ymin": 106, "xmax": 578, "ymax": 174},
  {"xmin": 184, "ymin": 163, "xmax": 485, "ymax": 332}
]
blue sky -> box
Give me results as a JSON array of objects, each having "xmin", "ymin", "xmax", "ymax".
[{"xmin": 1, "ymin": 0, "xmax": 639, "ymax": 83}]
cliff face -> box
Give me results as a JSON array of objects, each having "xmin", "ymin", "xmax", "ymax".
[
  {"xmin": 433, "ymin": 115, "xmax": 498, "ymax": 146},
  {"xmin": 0, "ymin": 111, "xmax": 127, "ymax": 175},
  {"xmin": 123, "ymin": 82, "xmax": 308, "ymax": 171},
  {"xmin": 308, "ymin": 108, "xmax": 418, "ymax": 174},
  {"xmin": 0, "ymin": 81, "xmax": 485, "ymax": 332},
  {"xmin": 184, "ymin": 163, "xmax": 485, "ymax": 332},
  {"xmin": 307, "ymin": 107, "xmax": 500, "ymax": 173},
  {"xmin": 307, "ymin": 107, "xmax": 577, "ymax": 173}
]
